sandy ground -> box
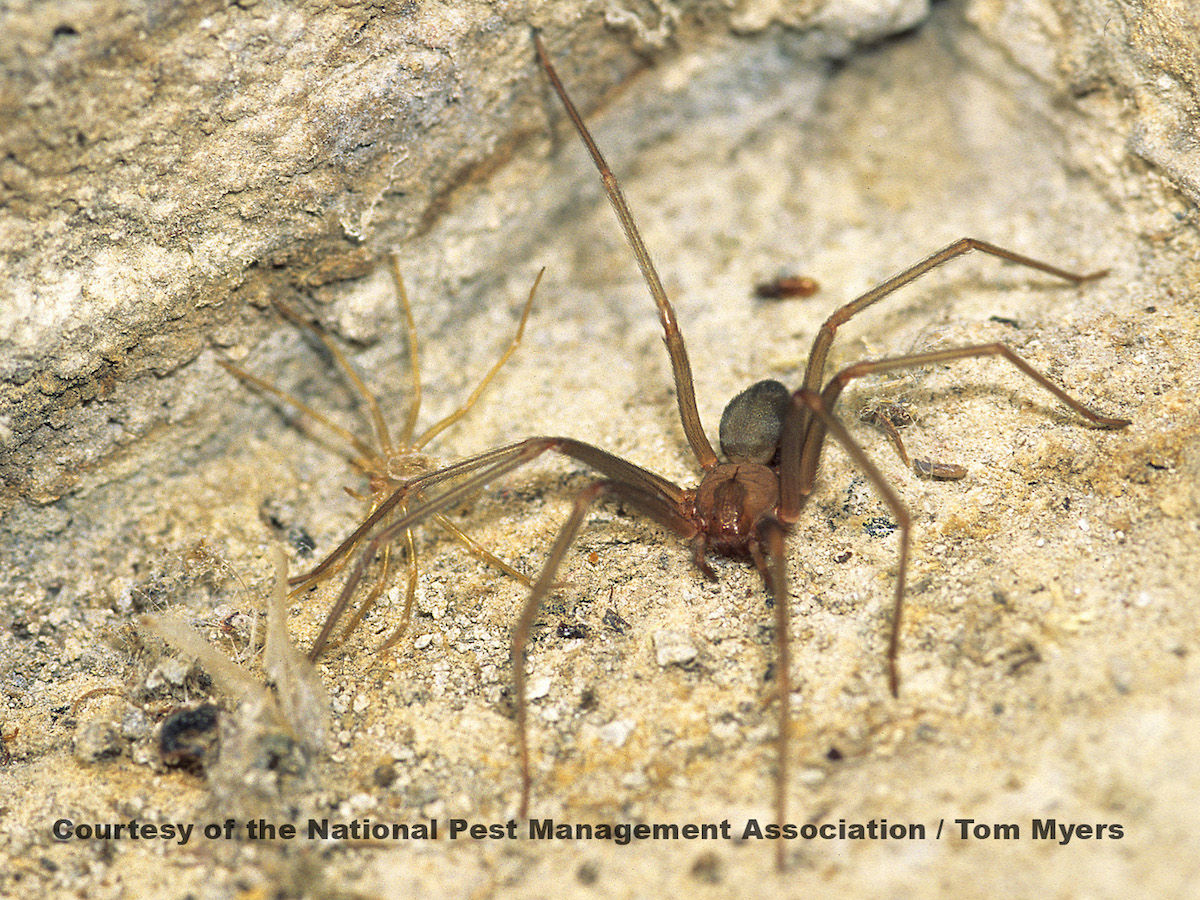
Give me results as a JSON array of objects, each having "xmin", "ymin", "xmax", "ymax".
[{"xmin": 3, "ymin": 6, "xmax": 1199, "ymax": 899}]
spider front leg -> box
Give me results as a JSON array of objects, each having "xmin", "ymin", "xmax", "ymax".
[
  {"xmin": 311, "ymin": 434, "xmax": 691, "ymax": 671},
  {"xmin": 535, "ymin": 33, "xmax": 718, "ymax": 472},
  {"xmin": 756, "ymin": 514, "xmax": 791, "ymax": 870},
  {"xmin": 320, "ymin": 430, "xmax": 705, "ymax": 812}
]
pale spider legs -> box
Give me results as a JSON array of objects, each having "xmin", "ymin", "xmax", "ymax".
[
  {"xmin": 299, "ymin": 264, "xmax": 543, "ymax": 656},
  {"xmin": 221, "ymin": 259, "xmax": 540, "ymax": 658},
  {"xmin": 312, "ymin": 36, "xmax": 1129, "ymax": 870}
]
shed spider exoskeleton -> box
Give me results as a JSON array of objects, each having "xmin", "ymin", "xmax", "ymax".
[
  {"xmin": 312, "ymin": 36, "xmax": 1130, "ymax": 867},
  {"xmin": 221, "ymin": 257, "xmax": 540, "ymax": 655}
]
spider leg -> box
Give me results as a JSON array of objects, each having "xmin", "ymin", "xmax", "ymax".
[
  {"xmin": 309, "ymin": 433, "xmax": 700, "ymax": 810},
  {"xmin": 536, "ymin": 34, "xmax": 718, "ymax": 471},
  {"xmin": 430, "ymin": 512, "xmax": 534, "ymax": 587},
  {"xmin": 322, "ymin": 542, "xmax": 397, "ymax": 654},
  {"xmin": 217, "ymin": 358, "xmax": 377, "ymax": 468},
  {"xmin": 324, "ymin": 502, "xmax": 535, "ymax": 656},
  {"xmin": 307, "ymin": 439, "xmax": 548, "ymax": 658},
  {"xmin": 794, "ymin": 390, "xmax": 913, "ymax": 697},
  {"xmin": 291, "ymin": 438, "xmax": 533, "ymax": 599},
  {"xmin": 784, "ymin": 342, "xmax": 1128, "ymax": 695},
  {"xmin": 755, "ymin": 515, "xmax": 791, "ymax": 871},
  {"xmin": 413, "ymin": 268, "xmax": 542, "ymax": 450},
  {"xmin": 272, "ymin": 296, "xmax": 397, "ymax": 459},
  {"xmin": 801, "ymin": 237, "xmax": 1107, "ymax": 393},
  {"xmin": 376, "ymin": 529, "xmax": 420, "ymax": 654},
  {"xmin": 511, "ymin": 476, "xmax": 699, "ymax": 818},
  {"xmin": 309, "ymin": 437, "xmax": 692, "ymax": 660},
  {"xmin": 801, "ymin": 342, "xmax": 1130, "ymax": 494},
  {"xmin": 382, "ymin": 256, "xmax": 424, "ymax": 449}
]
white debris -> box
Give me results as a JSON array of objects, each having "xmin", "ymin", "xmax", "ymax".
[{"xmin": 653, "ymin": 629, "xmax": 698, "ymax": 667}]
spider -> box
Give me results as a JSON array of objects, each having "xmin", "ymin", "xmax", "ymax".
[
  {"xmin": 220, "ymin": 257, "xmax": 540, "ymax": 656},
  {"xmin": 311, "ymin": 35, "xmax": 1130, "ymax": 867}
]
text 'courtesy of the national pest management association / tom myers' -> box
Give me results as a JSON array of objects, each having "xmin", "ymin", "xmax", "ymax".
[{"xmin": 51, "ymin": 815, "xmax": 1124, "ymax": 847}]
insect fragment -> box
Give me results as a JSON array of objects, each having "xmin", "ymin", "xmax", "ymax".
[
  {"xmin": 860, "ymin": 401, "xmax": 968, "ymax": 481},
  {"xmin": 755, "ymin": 274, "xmax": 820, "ymax": 299}
]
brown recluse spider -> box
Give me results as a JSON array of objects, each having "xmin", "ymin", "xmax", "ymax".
[
  {"xmin": 312, "ymin": 35, "xmax": 1131, "ymax": 868},
  {"xmin": 221, "ymin": 256, "xmax": 540, "ymax": 656}
]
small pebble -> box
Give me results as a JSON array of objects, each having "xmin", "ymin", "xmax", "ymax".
[
  {"xmin": 145, "ymin": 656, "xmax": 192, "ymax": 690},
  {"xmin": 74, "ymin": 718, "xmax": 124, "ymax": 762},
  {"xmin": 653, "ymin": 629, "xmax": 697, "ymax": 667},
  {"xmin": 120, "ymin": 705, "xmax": 152, "ymax": 740},
  {"xmin": 598, "ymin": 719, "xmax": 634, "ymax": 747}
]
